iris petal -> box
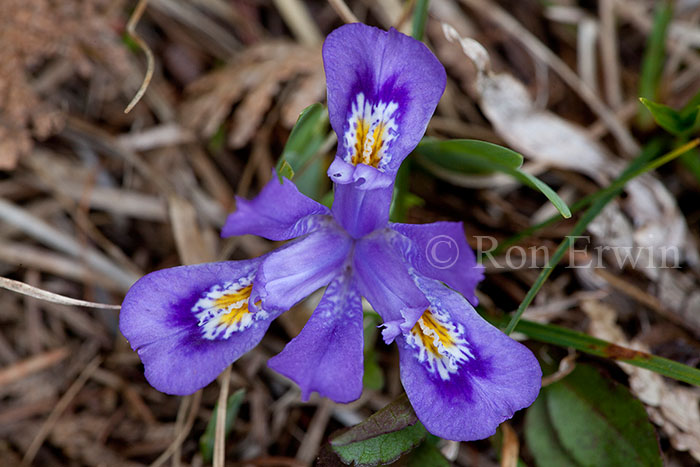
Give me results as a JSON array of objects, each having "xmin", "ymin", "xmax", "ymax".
[
  {"xmin": 323, "ymin": 24, "xmax": 446, "ymax": 187},
  {"xmin": 397, "ymin": 276, "xmax": 541, "ymax": 441},
  {"xmin": 353, "ymin": 230, "xmax": 429, "ymax": 341},
  {"xmin": 391, "ymin": 221, "xmax": 485, "ymax": 305},
  {"xmin": 119, "ymin": 260, "xmax": 278, "ymax": 395},
  {"xmin": 267, "ymin": 273, "xmax": 364, "ymax": 403},
  {"xmin": 222, "ymin": 173, "xmax": 330, "ymax": 241},
  {"xmin": 256, "ymin": 224, "xmax": 352, "ymax": 311}
]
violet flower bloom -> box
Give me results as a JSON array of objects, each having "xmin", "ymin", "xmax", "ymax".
[{"xmin": 120, "ymin": 23, "xmax": 541, "ymax": 441}]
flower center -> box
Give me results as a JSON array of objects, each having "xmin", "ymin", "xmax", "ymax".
[
  {"xmin": 344, "ymin": 92, "xmax": 398, "ymax": 169},
  {"xmin": 408, "ymin": 309, "xmax": 474, "ymax": 380},
  {"xmin": 192, "ymin": 276, "xmax": 267, "ymax": 340}
]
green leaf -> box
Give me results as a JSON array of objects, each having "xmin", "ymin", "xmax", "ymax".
[
  {"xmin": 503, "ymin": 138, "xmax": 700, "ymax": 335},
  {"xmin": 411, "ymin": 0, "xmax": 430, "ymax": 41},
  {"xmin": 404, "ymin": 437, "xmax": 450, "ymax": 467},
  {"xmin": 639, "ymin": 98, "xmax": 700, "ymax": 136},
  {"xmin": 199, "ymin": 388, "xmax": 245, "ymax": 464},
  {"xmin": 544, "ymin": 365, "xmax": 662, "ymax": 467},
  {"xmin": 276, "ymin": 103, "xmax": 329, "ymax": 200},
  {"xmin": 330, "ymin": 394, "xmax": 427, "ymax": 467},
  {"xmin": 637, "ymin": 1, "xmax": 673, "ymax": 129},
  {"xmin": 362, "ymin": 313, "xmax": 384, "ymax": 391},
  {"xmin": 416, "ymin": 139, "xmax": 570, "ymax": 218},
  {"xmin": 494, "ymin": 316, "xmax": 700, "ymax": 386},
  {"xmin": 417, "ymin": 138, "xmax": 524, "ymax": 172},
  {"xmin": 525, "ymin": 391, "xmax": 582, "ymax": 467},
  {"xmin": 499, "ymin": 166, "xmax": 571, "ymax": 219}
]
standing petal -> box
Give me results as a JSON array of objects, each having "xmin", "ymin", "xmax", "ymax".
[
  {"xmin": 397, "ymin": 276, "xmax": 541, "ymax": 441},
  {"xmin": 120, "ymin": 260, "xmax": 278, "ymax": 395},
  {"xmin": 256, "ymin": 223, "xmax": 352, "ymax": 311},
  {"xmin": 222, "ymin": 174, "xmax": 330, "ymax": 241},
  {"xmin": 332, "ymin": 183, "xmax": 392, "ymax": 238},
  {"xmin": 324, "ymin": 24, "xmax": 446, "ymax": 188},
  {"xmin": 267, "ymin": 273, "xmax": 364, "ymax": 403},
  {"xmin": 391, "ymin": 221, "xmax": 484, "ymax": 305},
  {"xmin": 353, "ymin": 230, "xmax": 429, "ymax": 342}
]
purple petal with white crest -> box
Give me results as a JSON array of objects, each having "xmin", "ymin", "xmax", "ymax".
[
  {"xmin": 323, "ymin": 23, "xmax": 446, "ymax": 190},
  {"xmin": 392, "ymin": 221, "xmax": 484, "ymax": 305},
  {"xmin": 119, "ymin": 259, "xmax": 279, "ymax": 395},
  {"xmin": 397, "ymin": 276, "xmax": 541, "ymax": 441},
  {"xmin": 268, "ymin": 273, "xmax": 364, "ymax": 403}
]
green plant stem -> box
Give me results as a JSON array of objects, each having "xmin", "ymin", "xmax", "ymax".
[
  {"xmin": 504, "ymin": 138, "xmax": 700, "ymax": 335},
  {"xmin": 411, "ymin": 0, "xmax": 429, "ymax": 41}
]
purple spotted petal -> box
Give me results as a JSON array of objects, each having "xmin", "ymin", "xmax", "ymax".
[
  {"xmin": 353, "ymin": 230, "xmax": 429, "ymax": 342},
  {"xmin": 332, "ymin": 183, "xmax": 392, "ymax": 239},
  {"xmin": 256, "ymin": 223, "xmax": 352, "ymax": 311},
  {"xmin": 391, "ymin": 222, "xmax": 484, "ymax": 305},
  {"xmin": 222, "ymin": 174, "xmax": 330, "ymax": 241},
  {"xmin": 267, "ymin": 273, "xmax": 363, "ymax": 403},
  {"xmin": 323, "ymin": 23, "xmax": 446, "ymax": 189},
  {"xmin": 397, "ymin": 277, "xmax": 541, "ymax": 441},
  {"xmin": 119, "ymin": 260, "xmax": 278, "ymax": 395}
]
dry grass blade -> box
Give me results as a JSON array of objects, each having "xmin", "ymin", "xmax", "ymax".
[
  {"xmin": 460, "ymin": 0, "xmax": 639, "ymax": 155},
  {"xmin": 328, "ymin": 0, "xmax": 360, "ymax": 24},
  {"xmin": 0, "ymin": 347, "xmax": 70, "ymax": 387},
  {"xmin": 22, "ymin": 356, "xmax": 102, "ymax": 465},
  {"xmin": 149, "ymin": 391, "xmax": 202, "ymax": 467},
  {"xmin": 214, "ymin": 366, "xmax": 232, "ymax": 467},
  {"xmin": 500, "ymin": 422, "xmax": 519, "ymax": 467},
  {"xmin": 124, "ymin": 0, "xmax": 155, "ymax": 114},
  {"xmin": 0, "ymin": 277, "xmax": 121, "ymax": 310}
]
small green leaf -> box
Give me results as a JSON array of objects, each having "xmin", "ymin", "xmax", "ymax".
[
  {"xmin": 276, "ymin": 103, "xmax": 329, "ymax": 199},
  {"xmin": 404, "ymin": 437, "xmax": 450, "ymax": 467},
  {"xmin": 416, "ymin": 139, "xmax": 571, "ymax": 218},
  {"xmin": 500, "ymin": 166, "xmax": 571, "ymax": 218},
  {"xmin": 639, "ymin": 98, "xmax": 700, "ymax": 136},
  {"xmin": 199, "ymin": 389, "xmax": 245, "ymax": 464},
  {"xmin": 417, "ymin": 138, "xmax": 524, "ymax": 173},
  {"xmin": 330, "ymin": 394, "xmax": 427, "ymax": 467},
  {"xmin": 362, "ymin": 313, "xmax": 384, "ymax": 391},
  {"xmin": 525, "ymin": 393, "xmax": 580, "ymax": 467},
  {"xmin": 544, "ymin": 365, "xmax": 662, "ymax": 467}
]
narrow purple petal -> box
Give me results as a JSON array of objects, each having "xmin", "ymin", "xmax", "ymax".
[
  {"xmin": 119, "ymin": 260, "xmax": 278, "ymax": 395},
  {"xmin": 323, "ymin": 24, "xmax": 446, "ymax": 189},
  {"xmin": 391, "ymin": 222, "xmax": 484, "ymax": 305},
  {"xmin": 397, "ymin": 277, "xmax": 541, "ymax": 441},
  {"xmin": 222, "ymin": 174, "xmax": 330, "ymax": 241},
  {"xmin": 256, "ymin": 224, "xmax": 352, "ymax": 311},
  {"xmin": 331, "ymin": 183, "xmax": 392, "ymax": 239},
  {"xmin": 353, "ymin": 230, "xmax": 429, "ymax": 341},
  {"xmin": 267, "ymin": 273, "xmax": 364, "ymax": 403}
]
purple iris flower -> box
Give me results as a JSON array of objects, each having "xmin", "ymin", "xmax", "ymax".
[{"xmin": 120, "ymin": 23, "xmax": 541, "ymax": 442}]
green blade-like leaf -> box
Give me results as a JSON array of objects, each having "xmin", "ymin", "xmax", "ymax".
[
  {"xmin": 484, "ymin": 312, "xmax": 700, "ymax": 386},
  {"xmin": 525, "ymin": 394, "xmax": 580, "ymax": 467},
  {"xmin": 500, "ymin": 166, "xmax": 571, "ymax": 218},
  {"xmin": 276, "ymin": 102, "xmax": 329, "ymax": 199},
  {"xmin": 637, "ymin": 1, "xmax": 673, "ymax": 129},
  {"xmin": 330, "ymin": 394, "xmax": 427, "ymax": 467},
  {"xmin": 503, "ymin": 138, "xmax": 700, "ymax": 335},
  {"xmin": 639, "ymin": 98, "xmax": 699, "ymax": 136},
  {"xmin": 416, "ymin": 139, "xmax": 571, "ymax": 218},
  {"xmin": 199, "ymin": 388, "xmax": 245, "ymax": 464},
  {"xmin": 545, "ymin": 365, "xmax": 662, "ymax": 467},
  {"xmin": 417, "ymin": 138, "xmax": 524, "ymax": 172}
]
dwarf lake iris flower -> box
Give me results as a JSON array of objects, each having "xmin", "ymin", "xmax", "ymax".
[{"xmin": 120, "ymin": 23, "xmax": 541, "ymax": 441}]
